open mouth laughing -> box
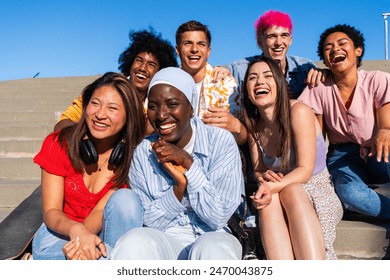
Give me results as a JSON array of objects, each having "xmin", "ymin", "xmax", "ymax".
[
  {"xmin": 135, "ymin": 72, "xmax": 148, "ymax": 81},
  {"xmin": 93, "ymin": 121, "xmax": 109, "ymax": 129},
  {"xmin": 254, "ymin": 87, "xmax": 269, "ymax": 96},
  {"xmin": 331, "ymin": 54, "xmax": 346, "ymax": 64},
  {"xmin": 157, "ymin": 122, "xmax": 177, "ymax": 135}
]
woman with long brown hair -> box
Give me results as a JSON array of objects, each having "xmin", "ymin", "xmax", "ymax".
[{"xmin": 243, "ymin": 56, "xmax": 342, "ymax": 259}]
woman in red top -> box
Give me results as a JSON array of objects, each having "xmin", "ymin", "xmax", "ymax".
[{"xmin": 32, "ymin": 72, "xmax": 145, "ymax": 260}]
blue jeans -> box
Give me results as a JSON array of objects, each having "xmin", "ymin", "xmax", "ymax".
[
  {"xmin": 327, "ymin": 143, "xmax": 390, "ymax": 219},
  {"xmin": 32, "ymin": 188, "xmax": 143, "ymax": 260}
]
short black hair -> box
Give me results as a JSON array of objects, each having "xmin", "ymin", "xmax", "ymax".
[
  {"xmin": 118, "ymin": 27, "xmax": 178, "ymax": 75},
  {"xmin": 317, "ymin": 24, "xmax": 365, "ymax": 68}
]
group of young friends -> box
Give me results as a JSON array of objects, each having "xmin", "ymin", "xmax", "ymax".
[{"xmin": 30, "ymin": 9, "xmax": 390, "ymax": 260}]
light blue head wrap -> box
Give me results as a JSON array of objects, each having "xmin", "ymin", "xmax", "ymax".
[{"xmin": 147, "ymin": 67, "xmax": 196, "ymax": 106}]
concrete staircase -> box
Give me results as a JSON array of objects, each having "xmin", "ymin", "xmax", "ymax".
[
  {"xmin": 334, "ymin": 185, "xmax": 390, "ymax": 260},
  {"xmin": 1, "ymin": 61, "xmax": 390, "ymax": 260},
  {"xmin": 0, "ymin": 75, "xmax": 98, "ymax": 215}
]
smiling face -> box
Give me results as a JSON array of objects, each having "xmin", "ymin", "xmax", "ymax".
[
  {"xmin": 147, "ymin": 84, "xmax": 193, "ymax": 148},
  {"xmin": 85, "ymin": 85, "xmax": 126, "ymax": 142},
  {"xmin": 258, "ymin": 26, "xmax": 292, "ymax": 63},
  {"xmin": 246, "ymin": 61, "xmax": 278, "ymax": 109},
  {"xmin": 176, "ymin": 31, "xmax": 210, "ymax": 80},
  {"xmin": 129, "ymin": 51, "xmax": 160, "ymax": 99},
  {"xmin": 323, "ymin": 31, "xmax": 362, "ymax": 74}
]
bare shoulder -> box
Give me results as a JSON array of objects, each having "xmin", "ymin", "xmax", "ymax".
[
  {"xmin": 289, "ymin": 101, "xmax": 315, "ymax": 128},
  {"xmin": 290, "ymin": 100, "xmax": 313, "ymax": 114}
]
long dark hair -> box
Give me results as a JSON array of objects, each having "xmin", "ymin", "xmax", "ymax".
[
  {"xmin": 242, "ymin": 56, "xmax": 292, "ymax": 170},
  {"xmin": 59, "ymin": 72, "xmax": 145, "ymax": 187}
]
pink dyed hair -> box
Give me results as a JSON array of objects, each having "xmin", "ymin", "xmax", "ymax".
[{"xmin": 254, "ymin": 10, "xmax": 293, "ymax": 36}]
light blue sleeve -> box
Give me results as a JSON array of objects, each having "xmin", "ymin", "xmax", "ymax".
[
  {"xmin": 185, "ymin": 128, "xmax": 244, "ymax": 230},
  {"xmin": 129, "ymin": 140, "xmax": 186, "ymax": 231}
]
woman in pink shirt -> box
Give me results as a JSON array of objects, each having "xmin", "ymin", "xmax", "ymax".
[{"xmin": 299, "ymin": 24, "xmax": 390, "ymax": 220}]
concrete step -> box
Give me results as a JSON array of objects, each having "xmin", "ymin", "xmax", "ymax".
[
  {"xmin": 0, "ymin": 111, "xmax": 58, "ymax": 122},
  {"xmin": 335, "ymin": 215, "xmax": 390, "ymax": 260},
  {"xmin": 0, "ymin": 120, "xmax": 55, "ymax": 128},
  {"xmin": 0, "ymin": 207, "xmax": 14, "ymax": 224},
  {"xmin": 0, "ymin": 158, "xmax": 40, "ymax": 179},
  {"xmin": 334, "ymin": 184, "xmax": 390, "ymax": 260},
  {"xmin": 0, "ymin": 124, "xmax": 54, "ymax": 139},
  {"xmin": 0, "ymin": 75, "xmax": 98, "ymax": 92},
  {"xmin": 0, "ymin": 102, "xmax": 74, "ymax": 112},
  {"xmin": 0, "ymin": 138, "xmax": 44, "ymax": 154},
  {"xmin": 0, "ymin": 85, "xmax": 84, "ymax": 94},
  {"xmin": 0, "ymin": 121, "xmax": 56, "ymax": 134},
  {"xmin": 0, "ymin": 178, "xmax": 39, "ymax": 207},
  {"xmin": 0, "ymin": 96, "xmax": 78, "ymax": 105}
]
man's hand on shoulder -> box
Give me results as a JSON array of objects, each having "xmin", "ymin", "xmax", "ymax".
[{"xmin": 305, "ymin": 68, "xmax": 329, "ymax": 88}]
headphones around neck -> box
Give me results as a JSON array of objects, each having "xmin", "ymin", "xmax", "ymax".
[{"xmin": 80, "ymin": 138, "xmax": 125, "ymax": 167}]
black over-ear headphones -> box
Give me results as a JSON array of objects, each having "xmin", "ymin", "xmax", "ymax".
[{"xmin": 80, "ymin": 139, "xmax": 125, "ymax": 167}]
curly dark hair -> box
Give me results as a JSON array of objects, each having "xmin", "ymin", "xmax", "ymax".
[
  {"xmin": 317, "ymin": 24, "xmax": 365, "ymax": 68},
  {"xmin": 118, "ymin": 27, "xmax": 178, "ymax": 75}
]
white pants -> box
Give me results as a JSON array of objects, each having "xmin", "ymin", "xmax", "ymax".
[{"xmin": 110, "ymin": 225, "xmax": 242, "ymax": 260}]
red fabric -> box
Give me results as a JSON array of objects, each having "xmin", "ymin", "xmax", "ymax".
[{"xmin": 34, "ymin": 131, "xmax": 126, "ymax": 222}]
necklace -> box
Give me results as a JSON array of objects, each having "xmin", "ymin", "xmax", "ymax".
[{"xmin": 97, "ymin": 157, "xmax": 108, "ymax": 171}]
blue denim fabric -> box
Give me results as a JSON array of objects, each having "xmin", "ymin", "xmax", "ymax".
[
  {"xmin": 31, "ymin": 224, "xmax": 68, "ymax": 260},
  {"xmin": 101, "ymin": 189, "xmax": 143, "ymax": 247},
  {"xmin": 327, "ymin": 143, "xmax": 390, "ymax": 219},
  {"xmin": 227, "ymin": 55, "xmax": 316, "ymax": 99},
  {"xmin": 32, "ymin": 188, "xmax": 143, "ymax": 260}
]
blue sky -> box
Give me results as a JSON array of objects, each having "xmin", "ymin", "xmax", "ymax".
[{"xmin": 1, "ymin": 0, "xmax": 389, "ymax": 81}]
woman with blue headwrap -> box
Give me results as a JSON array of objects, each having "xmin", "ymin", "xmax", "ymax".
[{"xmin": 111, "ymin": 67, "xmax": 246, "ymax": 259}]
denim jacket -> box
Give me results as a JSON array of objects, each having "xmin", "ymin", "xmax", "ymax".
[{"xmin": 227, "ymin": 54, "xmax": 316, "ymax": 99}]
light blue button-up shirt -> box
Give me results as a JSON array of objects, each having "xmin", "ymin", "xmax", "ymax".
[
  {"xmin": 227, "ymin": 54, "xmax": 316, "ymax": 99},
  {"xmin": 129, "ymin": 117, "xmax": 244, "ymax": 234}
]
